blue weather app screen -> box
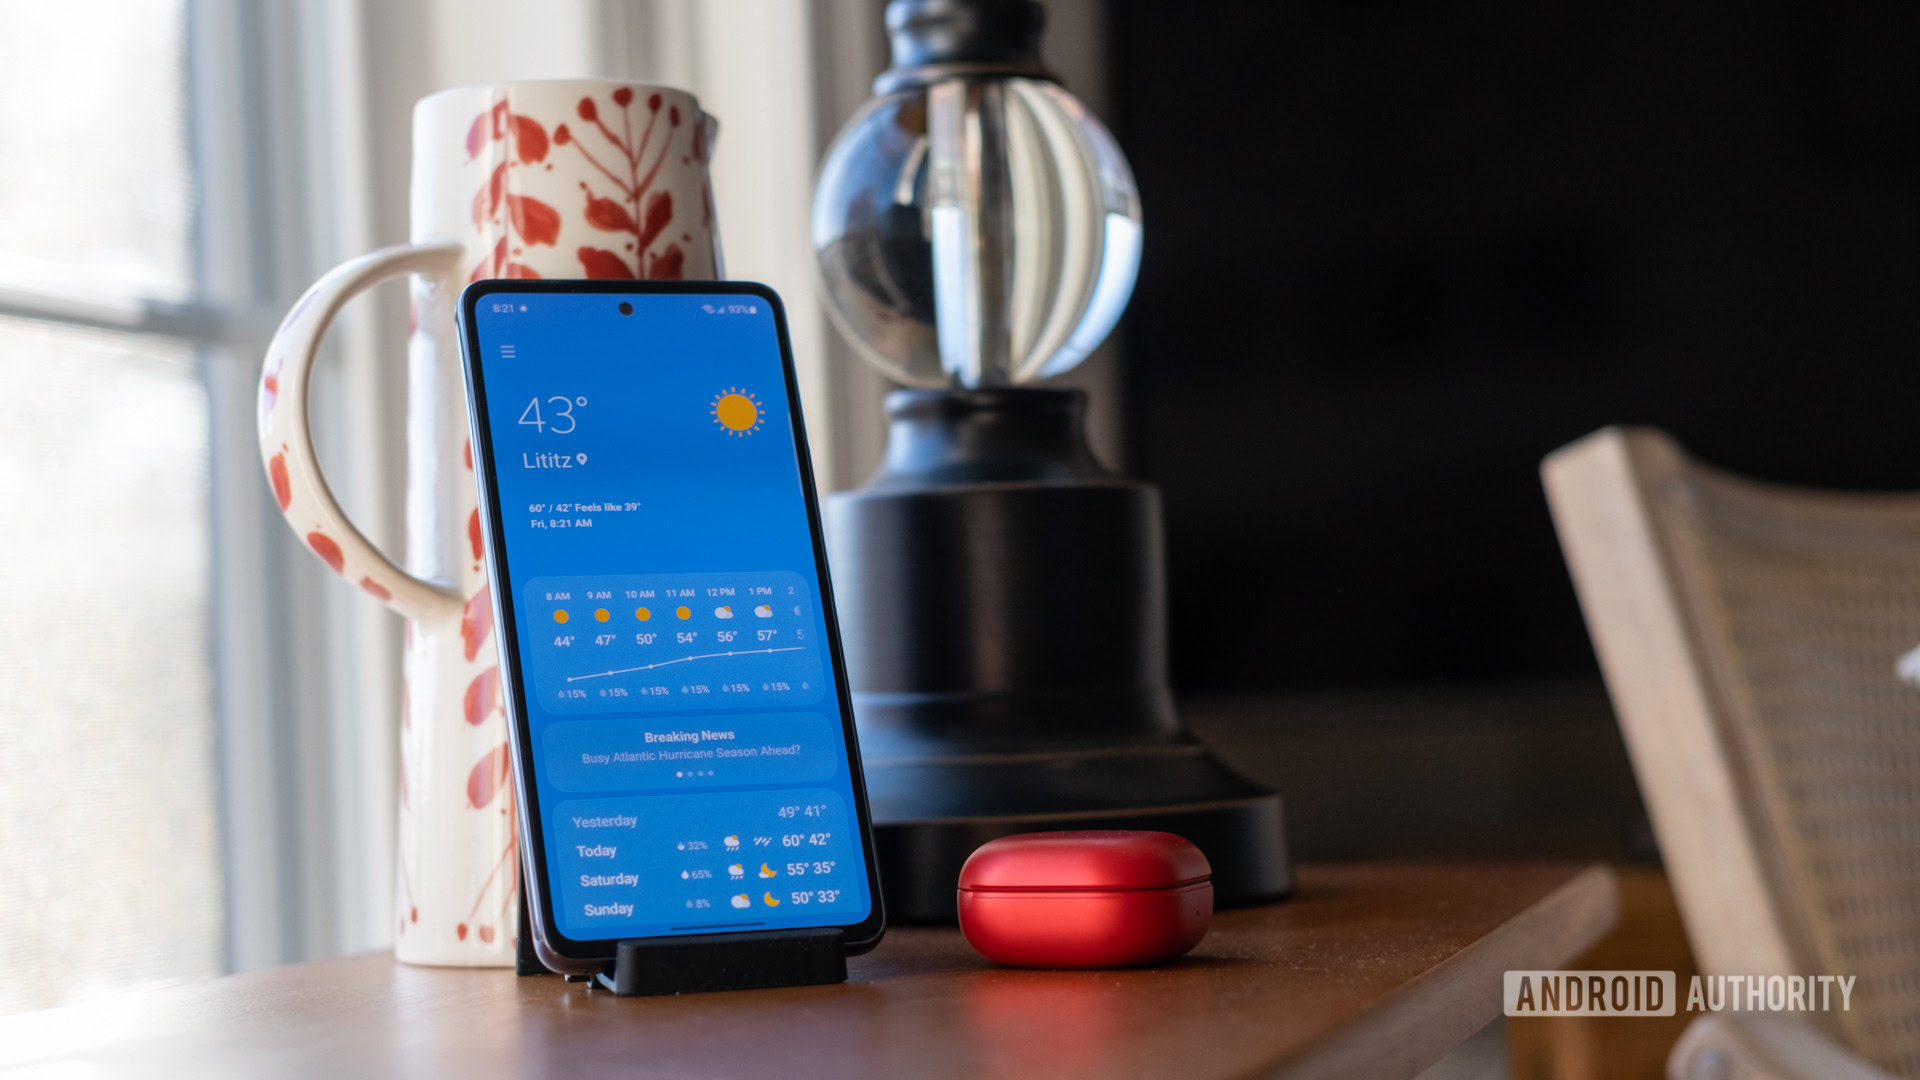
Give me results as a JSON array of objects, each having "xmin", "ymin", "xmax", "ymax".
[{"xmin": 470, "ymin": 292, "xmax": 871, "ymax": 941}]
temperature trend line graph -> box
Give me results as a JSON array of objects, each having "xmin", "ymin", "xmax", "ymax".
[
  {"xmin": 567, "ymin": 646, "xmax": 805, "ymax": 682},
  {"xmin": 524, "ymin": 571, "xmax": 828, "ymax": 713}
]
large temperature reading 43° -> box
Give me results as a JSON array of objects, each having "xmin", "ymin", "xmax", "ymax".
[{"xmin": 520, "ymin": 395, "xmax": 589, "ymax": 434}]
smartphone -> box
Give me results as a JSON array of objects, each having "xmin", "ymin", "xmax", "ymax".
[{"xmin": 457, "ymin": 280, "xmax": 885, "ymax": 975}]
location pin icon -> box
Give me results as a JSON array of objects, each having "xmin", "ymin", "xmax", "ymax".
[{"xmin": 576, "ymin": 453, "xmax": 588, "ymax": 465}]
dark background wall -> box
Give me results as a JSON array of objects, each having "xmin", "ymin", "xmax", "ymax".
[{"xmin": 1109, "ymin": 0, "xmax": 1920, "ymax": 695}]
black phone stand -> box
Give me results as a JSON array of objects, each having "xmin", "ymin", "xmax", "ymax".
[
  {"xmin": 511, "ymin": 872, "xmax": 849, "ymax": 995},
  {"xmin": 514, "ymin": 895, "xmax": 548, "ymax": 975},
  {"xmin": 593, "ymin": 928, "xmax": 847, "ymax": 996}
]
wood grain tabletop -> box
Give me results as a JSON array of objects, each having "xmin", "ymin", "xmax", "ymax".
[{"xmin": 0, "ymin": 863, "xmax": 1617, "ymax": 1080}]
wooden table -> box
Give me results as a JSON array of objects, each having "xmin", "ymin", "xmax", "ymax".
[{"xmin": 0, "ymin": 864, "xmax": 1616, "ymax": 1080}]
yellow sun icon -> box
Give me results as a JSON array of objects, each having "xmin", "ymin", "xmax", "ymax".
[{"xmin": 711, "ymin": 388, "xmax": 765, "ymax": 436}]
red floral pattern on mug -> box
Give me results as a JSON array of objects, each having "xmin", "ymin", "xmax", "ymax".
[
  {"xmin": 554, "ymin": 90, "xmax": 692, "ymax": 280},
  {"xmin": 466, "ymin": 103, "xmax": 558, "ymax": 281}
]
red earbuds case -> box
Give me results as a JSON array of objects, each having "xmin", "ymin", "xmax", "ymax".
[{"xmin": 956, "ymin": 830, "xmax": 1213, "ymax": 968}]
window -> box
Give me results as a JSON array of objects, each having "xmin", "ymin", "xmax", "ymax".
[{"xmin": 0, "ymin": 0, "xmax": 224, "ymax": 1012}]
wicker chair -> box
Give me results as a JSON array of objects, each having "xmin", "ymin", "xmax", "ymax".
[{"xmin": 1542, "ymin": 427, "xmax": 1920, "ymax": 1080}]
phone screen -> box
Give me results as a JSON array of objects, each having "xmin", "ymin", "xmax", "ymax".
[{"xmin": 464, "ymin": 286, "xmax": 875, "ymax": 947}]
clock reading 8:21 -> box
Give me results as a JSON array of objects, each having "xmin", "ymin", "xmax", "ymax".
[{"xmin": 520, "ymin": 395, "xmax": 589, "ymax": 434}]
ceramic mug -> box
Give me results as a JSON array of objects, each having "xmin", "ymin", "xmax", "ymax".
[{"xmin": 257, "ymin": 81, "xmax": 721, "ymax": 965}]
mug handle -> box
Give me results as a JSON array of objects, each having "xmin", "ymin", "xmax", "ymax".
[{"xmin": 258, "ymin": 241, "xmax": 468, "ymax": 621}]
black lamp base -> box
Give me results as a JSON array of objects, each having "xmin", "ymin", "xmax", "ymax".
[
  {"xmin": 869, "ymin": 769, "xmax": 1289, "ymax": 924},
  {"xmin": 825, "ymin": 388, "xmax": 1292, "ymax": 923}
]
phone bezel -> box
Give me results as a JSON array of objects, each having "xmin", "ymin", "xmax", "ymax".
[{"xmin": 457, "ymin": 279, "xmax": 887, "ymax": 972}]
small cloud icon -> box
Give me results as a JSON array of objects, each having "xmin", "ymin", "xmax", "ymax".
[
  {"xmin": 758, "ymin": 863, "xmax": 777, "ymax": 879},
  {"xmin": 714, "ymin": 605, "xmax": 734, "ymax": 619},
  {"xmin": 730, "ymin": 894, "xmax": 750, "ymax": 909},
  {"xmin": 753, "ymin": 605, "xmax": 773, "ymax": 618},
  {"xmin": 723, "ymin": 835, "xmax": 740, "ymax": 850},
  {"xmin": 728, "ymin": 864, "xmax": 744, "ymax": 879},
  {"xmin": 762, "ymin": 892, "xmax": 781, "ymax": 907}
]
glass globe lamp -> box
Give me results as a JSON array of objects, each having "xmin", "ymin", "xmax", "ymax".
[
  {"xmin": 812, "ymin": 74, "xmax": 1142, "ymax": 388},
  {"xmin": 813, "ymin": 0, "xmax": 1290, "ymax": 924}
]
